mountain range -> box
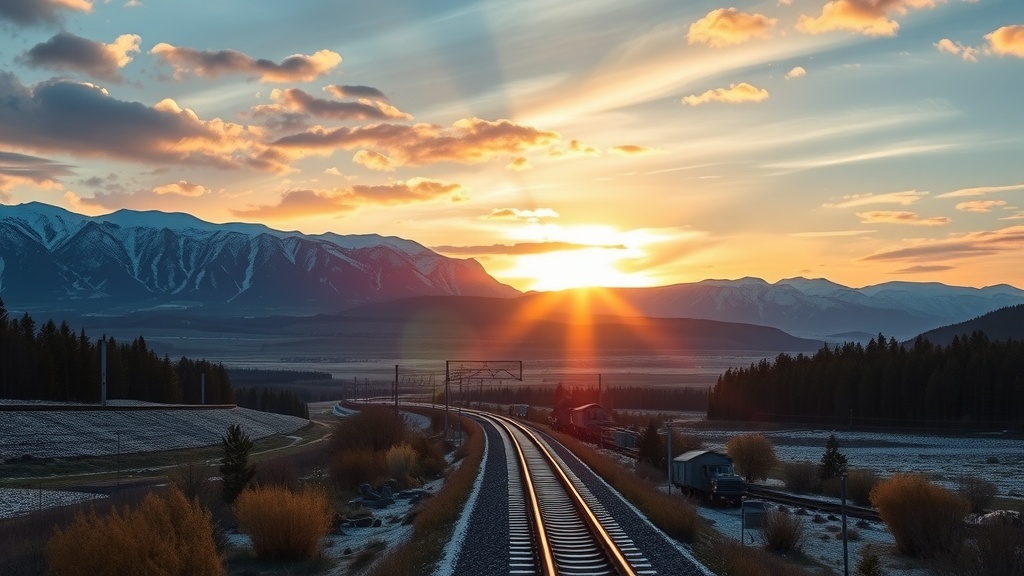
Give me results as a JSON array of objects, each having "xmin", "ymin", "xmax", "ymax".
[{"xmin": 2, "ymin": 202, "xmax": 1022, "ymax": 341}]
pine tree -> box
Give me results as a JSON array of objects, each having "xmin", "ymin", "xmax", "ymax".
[
  {"xmin": 819, "ymin": 433, "xmax": 849, "ymax": 480},
  {"xmin": 637, "ymin": 420, "xmax": 663, "ymax": 469},
  {"xmin": 855, "ymin": 544, "xmax": 884, "ymax": 576},
  {"xmin": 220, "ymin": 424, "xmax": 256, "ymax": 504}
]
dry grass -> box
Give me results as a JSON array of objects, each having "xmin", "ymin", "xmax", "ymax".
[
  {"xmin": 330, "ymin": 448, "xmax": 388, "ymax": 491},
  {"xmin": 47, "ymin": 486, "xmax": 224, "ymax": 576},
  {"xmin": 233, "ymin": 486, "xmax": 333, "ymax": 561},
  {"xmin": 956, "ymin": 475, "xmax": 998, "ymax": 514},
  {"xmin": 870, "ymin": 473, "xmax": 969, "ymax": 558},
  {"xmin": 698, "ymin": 536, "xmax": 818, "ymax": 576},
  {"xmin": 366, "ymin": 412, "xmax": 485, "ymax": 576},
  {"xmin": 385, "ymin": 444, "xmax": 417, "ymax": 488},
  {"xmin": 761, "ymin": 508, "xmax": 806, "ymax": 554},
  {"xmin": 781, "ymin": 461, "xmax": 821, "ymax": 494}
]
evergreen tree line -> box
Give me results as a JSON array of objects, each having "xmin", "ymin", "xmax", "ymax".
[
  {"xmin": 234, "ymin": 387, "xmax": 310, "ymax": 419},
  {"xmin": 0, "ymin": 298, "xmax": 231, "ymax": 404},
  {"xmin": 442, "ymin": 383, "xmax": 708, "ymax": 411},
  {"xmin": 708, "ymin": 331, "xmax": 1024, "ymax": 430}
]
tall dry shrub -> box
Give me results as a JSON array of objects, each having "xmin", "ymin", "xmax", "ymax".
[
  {"xmin": 167, "ymin": 459, "xmax": 213, "ymax": 504},
  {"xmin": 761, "ymin": 508, "xmax": 806, "ymax": 554},
  {"xmin": 956, "ymin": 475, "xmax": 998, "ymax": 514},
  {"xmin": 870, "ymin": 473, "xmax": 970, "ymax": 558},
  {"xmin": 700, "ymin": 537, "xmax": 816, "ymax": 576},
  {"xmin": 725, "ymin": 434, "xmax": 777, "ymax": 483},
  {"xmin": 846, "ymin": 468, "xmax": 880, "ymax": 506},
  {"xmin": 331, "ymin": 407, "xmax": 407, "ymax": 454},
  {"xmin": 47, "ymin": 486, "xmax": 224, "ymax": 576},
  {"xmin": 411, "ymin": 435, "xmax": 446, "ymax": 479},
  {"xmin": 233, "ymin": 486, "xmax": 333, "ymax": 561},
  {"xmin": 781, "ymin": 461, "xmax": 821, "ymax": 494},
  {"xmin": 386, "ymin": 444, "xmax": 417, "ymax": 487},
  {"xmin": 330, "ymin": 448, "xmax": 388, "ymax": 491},
  {"xmin": 950, "ymin": 524, "xmax": 1024, "ymax": 576}
]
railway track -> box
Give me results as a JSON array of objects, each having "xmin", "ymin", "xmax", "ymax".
[
  {"xmin": 481, "ymin": 412, "xmax": 654, "ymax": 576},
  {"xmin": 745, "ymin": 486, "xmax": 882, "ymax": 523}
]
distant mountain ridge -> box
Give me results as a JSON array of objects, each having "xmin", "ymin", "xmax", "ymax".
[
  {"xmin": 0, "ymin": 202, "xmax": 518, "ymax": 314},
  {"xmin": 535, "ymin": 277, "xmax": 1024, "ymax": 340}
]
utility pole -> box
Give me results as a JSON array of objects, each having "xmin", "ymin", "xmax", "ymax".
[{"xmin": 394, "ymin": 364, "xmax": 399, "ymax": 411}]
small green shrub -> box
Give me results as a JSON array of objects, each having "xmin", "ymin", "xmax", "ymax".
[
  {"xmin": 870, "ymin": 473, "xmax": 969, "ymax": 558},
  {"xmin": 233, "ymin": 486, "xmax": 333, "ymax": 561},
  {"xmin": 47, "ymin": 487, "xmax": 224, "ymax": 576}
]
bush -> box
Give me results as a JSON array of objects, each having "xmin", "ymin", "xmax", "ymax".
[
  {"xmin": 233, "ymin": 486, "xmax": 333, "ymax": 561},
  {"xmin": 870, "ymin": 473, "xmax": 969, "ymax": 558},
  {"xmin": 47, "ymin": 487, "xmax": 224, "ymax": 576},
  {"xmin": 330, "ymin": 407, "xmax": 407, "ymax": 454},
  {"xmin": 253, "ymin": 459, "xmax": 300, "ymax": 492},
  {"xmin": 761, "ymin": 508, "xmax": 806, "ymax": 554},
  {"xmin": 957, "ymin": 475, "xmax": 998, "ymax": 514},
  {"xmin": 167, "ymin": 459, "xmax": 214, "ymax": 504},
  {"xmin": 700, "ymin": 537, "xmax": 817, "ymax": 576},
  {"xmin": 846, "ymin": 469, "xmax": 880, "ymax": 506},
  {"xmin": 330, "ymin": 448, "xmax": 388, "ymax": 491},
  {"xmin": 949, "ymin": 524, "xmax": 1024, "ymax": 576},
  {"xmin": 726, "ymin": 434, "xmax": 777, "ymax": 483},
  {"xmin": 855, "ymin": 545, "xmax": 883, "ymax": 576},
  {"xmin": 781, "ymin": 461, "xmax": 821, "ymax": 494},
  {"xmin": 386, "ymin": 444, "xmax": 417, "ymax": 487},
  {"xmin": 411, "ymin": 435, "xmax": 446, "ymax": 479}
]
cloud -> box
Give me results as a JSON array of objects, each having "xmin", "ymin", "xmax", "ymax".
[
  {"xmin": 856, "ymin": 210, "xmax": 951, "ymax": 226},
  {"xmin": 152, "ymin": 180, "xmax": 209, "ymax": 197},
  {"xmin": 891, "ymin": 264, "xmax": 955, "ymax": 273},
  {"xmin": 0, "ymin": 0, "xmax": 92, "ymax": 26},
  {"xmin": 796, "ymin": 0, "xmax": 938, "ymax": 37},
  {"xmin": 999, "ymin": 212, "xmax": 1024, "ymax": 221},
  {"xmin": 549, "ymin": 139, "xmax": 600, "ymax": 158},
  {"xmin": 230, "ymin": 178, "xmax": 462, "ymax": 218},
  {"xmin": 955, "ymin": 200, "xmax": 1007, "ymax": 213},
  {"xmin": 682, "ymin": 82, "xmax": 769, "ymax": 106},
  {"xmin": 789, "ymin": 229, "xmax": 876, "ymax": 237},
  {"xmin": 253, "ymin": 88, "xmax": 412, "ymax": 121},
  {"xmin": 506, "ymin": 157, "xmax": 532, "ymax": 171},
  {"xmin": 687, "ymin": 8, "xmax": 778, "ymax": 47},
  {"xmin": 352, "ymin": 149, "xmax": 396, "ymax": 171},
  {"xmin": 273, "ymin": 118, "xmax": 560, "ymax": 168},
  {"xmin": 433, "ymin": 241, "xmax": 624, "ymax": 256},
  {"xmin": 609, "ymin": 145, "xmax": 665, "ymax": 156},
  {"xmin": 824, "ymin": 189, "xmax": 928, "ymax": 208},
  {"xmin": 19, "ymin": 32, "xmax": 141, "ymax": 83},
  {"xmin": 0, "ymin": 150, "xmax": 74, "ymax": 190},
  {"xmin": 860, "ymin": 226, "xmax": 1024, "ymax": 262},
  {"xmin": 937, "ymin": 183, "xmax": 1024, "ymax": 198},
  {"xmin": 324, "ymin": 167, "xmax": 345, "ymax": 177},
  {"xmin": 934, "ymin": 38, "xmax": 979, "ymax": 62},
  {"xmin": 0, "ymin": 73, "xmax": 275, "ymax": 171},
  {"xmin": 985, "ymin": 25, "xmax": 1024, "ymax": 58},
  {"xmin": 486, "ymin": 207, "xmax": 560, "ymax": 221},
  {"xmin": 785, "ymin": 66, "xmax": 807, "ymax": 79},
  {"xmin": 324, "ymin": 84, "xmax": 387, "ymax": 100},
  {"xmin": 150, "ymin": 44, "xmax": 341, "ymax": 83}
]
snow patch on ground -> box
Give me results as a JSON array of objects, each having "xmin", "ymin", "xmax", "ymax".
[{"xmin": 0, "ymin": 488, "xmax": 106, "ymax": 519}]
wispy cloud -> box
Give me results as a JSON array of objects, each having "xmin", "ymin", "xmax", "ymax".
[
  {"xmin": 824, "ymin": 190, "xmax": 928, "ymax": 208},
  {"xmin": 687, "ymin": 8, "xmax": 777, "ymax": 48},
  {"xmin": 955, "ymin": 200, "xmax": 1007, "ymax": 213},
  {"xmin": 230, "ymin": 178, "xmax": 462, "ymax": 218},
  {"xmin": 433, "ymin": 241, "xmax": 624, "ymax": 256},
  {"xmin": 506, "ymin": 157, "xmax": 531, "ymax": 171},
  {"xmin": 19, "ymin": 32, "xmax": 140, "ymax": 83},
  {"xmin": 796, "ymin": 0, "xmax": 939, "ymax": 37},
  {"xmin": 891, "ymin": 264, "xmax": 955, "ymax": 274},
  {"xmin": 151, "ymin": 44, "xmax": 342, "ymax": 83},
  {"xmin": 766, "ymin": 141, "xmax": 956, "ymax": 171},
  {"xmin": 861, "ymin": 226, "xmax": 1024, "ymax": 262},
  {"xmin": 152, "ymin": 180, "xmax": 209, "ymax": 198},
  {"xmin": 486, "ymin": 208, "xmax": 559, "ymax": 221},
  {"xmin": 352, "ymin": 150, "xmax": 396, "ymax": 172},
  {"xmin": 856, "ymin": 210, "xmax": 951, "ymax": 226},
  {"xmin": 324, "ymin": 85, "xmax": 387, "ymax": 100},
  {"xmin": 252, "ymin": 88, "xmax": 412, "ymax": 121},
  {"xmin": 608, "ymin": 145, "xmax": 665, "ymax": 156},
  {"xmin": 0, "ymin": 150, "xmax": 74, "ymax": 191},
  {"xmin": 934, "ymin": 38, "xmax": 979, "ymax": 62},
  {"xmin": 937, "ymin": 183, "xmax": 1024, "ymax": 198},
  {"xmin": 682, "ymin": 82, "xmax": 769, "ymax": 106},
  {"xmin": 273, "ymin": 118, "xmax": 560, "ymax": 168},
  {"xmin": 789, "ymin": 229, "xmax": 876, "ymax": 237}
]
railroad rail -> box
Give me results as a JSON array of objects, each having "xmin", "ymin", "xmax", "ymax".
[
  {"xmin": 745, "ymin": 486, "xmax": 882, "ymax": 523},
  {"xmin": 480, "ymin": 412, "xmax": 652, "ymax": 576}
]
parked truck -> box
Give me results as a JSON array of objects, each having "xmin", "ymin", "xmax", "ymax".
[{"xmin": 671, "ymin": 450, "xmax": 745, "ymax": 506}]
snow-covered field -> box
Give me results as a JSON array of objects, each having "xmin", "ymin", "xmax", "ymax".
[
  {"xmin": 684, "ymin": 427, "xmax": 1024, "ymax": 498},
  {"xmin": 0, "ymin": 400, "xmax": 309, "ymax": 461},
  {"xmin": 0, "ymin": 400, "xmax": 309, "ymax": 519}
]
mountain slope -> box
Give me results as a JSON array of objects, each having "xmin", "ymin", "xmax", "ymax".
[
  {"xmin": 911, "ymin": 304, "xmax": 1024, "ymax": 346},
  {"xmin": 0, "ymin": 202, "xmax": 518, "ymax": 314}
]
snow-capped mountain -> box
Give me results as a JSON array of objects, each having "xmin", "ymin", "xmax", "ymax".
[
  {"xmin": 0, "ymin": 202, "xmax": 519, "ymax": 314},
  {"xmin": 543, "ymin": 277, "xmax": 1024, "ymax": 341}
]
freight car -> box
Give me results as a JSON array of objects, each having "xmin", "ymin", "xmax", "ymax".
[
  {"xmin": 671, "ymin": 450, "xmax": 745, "ymax": 506},
  {"xmin": 550, "ymin": 402, "xmax": 614, "ymax": 442}
]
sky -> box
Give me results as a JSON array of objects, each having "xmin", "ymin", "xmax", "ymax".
[{"xmin": 1, "ymin": 0, "xmax": 1022, "ymax": 292}]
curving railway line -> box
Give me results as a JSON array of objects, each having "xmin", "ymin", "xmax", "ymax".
[{"xmin": 484, "ymin": 412, "xmax": 649, "ymax": 575}]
